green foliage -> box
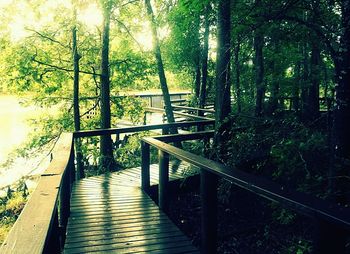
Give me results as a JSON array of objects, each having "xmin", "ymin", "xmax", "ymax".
[
  {"xmin": 213, "ymin": 115, "xmax": 329, "ymax": 194},
  {"xmin": 112, "ymin": 97, "xmax": 146, "ymax": 125},
  {"xmin": 283, "ymin": 238, "xmax": 312, "ymax": 254},
  {"xmin": 114, "ymin": 132, "xmax": 157, "ymax": 169},
  {"xmin": 0, "ymin": 191, "xmax": 28, "ymax": 244}
]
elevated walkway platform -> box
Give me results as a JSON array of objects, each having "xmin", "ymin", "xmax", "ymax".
[{"xmin": 64, "ymin": 162, "xmax": 199, "ymax": 253}]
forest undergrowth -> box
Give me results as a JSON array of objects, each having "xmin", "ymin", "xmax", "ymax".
[{"xmin": 167, "ymin": 113, "xmax": 349, "ymax": 254}]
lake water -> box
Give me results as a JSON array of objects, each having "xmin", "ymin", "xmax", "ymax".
[{"xmin": 0, "ymin": 95, "xmax": 49, "ymax": 190}]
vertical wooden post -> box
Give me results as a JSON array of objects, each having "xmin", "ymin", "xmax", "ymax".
[
  {"xmin": 143, "ymin": 111, "xmax": 147, "ymax": 125},
  {"xmin": 59, "ymin": 171, "xmax": 70, "ymax": 245},
  {"xmin": 159, "ymin": 150, "xmax": 169, "ymax": 211},
  {"xmin": 162, "ymin": 127, "xmax": 169, "ymax": 135},
  {"xmin": 314, "ymin": 220, "xmax": 347, "ymax": 254},
  {"xmin": 141, "ymin": 141, "xmax": 150, "ymax": 192},
  {"xmin": 201, "ymin": 169, "xmax": 218, "ymax": 254},
  {"xmin": 70, "ymin": 143, "xmax": 75, "ymax": 186},
  {"xmin": 44, "ymin": 208, "xmax": 61, "ymax": 253}
]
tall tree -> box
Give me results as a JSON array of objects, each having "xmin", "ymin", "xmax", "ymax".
[
  {"xmin": 215, "ymin": 0, "xmax": 231, "ymax": 124},
  {"xmin": 199, "ymin": 2, "xmax": 211, "ymax": 111},
  {"xmin": 233, "ymin": 38, "xmax": 242, "ymax": 113},
  {"xmin": 331, "ymin": 0, "xmax": 350, "ymax": 198},
  {"xmin": 254, "ymin": 32, "xmax": 265, "ymax": 117},
  {"xmin": 144, "ymin": 0, "xmax": 176, "ymax": 126},
  {"xmin": 100, "ymin": 0, "xmax": 115, "ymax": 170},
  {"xmin": 72, "ymin": 7, "xmax": 84, "ymax": 178}
]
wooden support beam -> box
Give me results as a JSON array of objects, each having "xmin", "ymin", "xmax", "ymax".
[
  {"xmin": 200, "ymin": 169, "xmax": 218, "ymax": 254},
  {"xmin": 159, "ymin": 150, "xmax": 169, "ymax": 212},
  {"xmin": 141, "ymin": 141, "xmax": 150, "ymax": 192}
]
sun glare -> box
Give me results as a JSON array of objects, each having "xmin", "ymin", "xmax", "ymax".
[
  {"xmin": 135, "ymin": 22, "xmax": 153, "ymax": 51},
  {"xmin": 78, "ymin": 4, "xmax": 103, "ymax": 28}
]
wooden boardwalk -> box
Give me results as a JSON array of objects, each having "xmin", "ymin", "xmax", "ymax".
[{"xmin": 64, "ymin": 162, "xmax": 199, "ymax": 253}]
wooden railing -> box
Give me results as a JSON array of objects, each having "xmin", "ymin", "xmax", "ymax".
[
  {"xmin": 4, "ymin": 117, "xmax": 348, "ymax": 253},
  {"xmin": 1, "ymin": 120, "xmax": 214, "ymax": 253},
  {"xmin": 145, "ymin": 106, "xmax": 214, "ymax": 122},
  {"xmin": 74, "ymin": 120, "xmax": 215, "ymax": 138},
  {"xmin": 141, "ymin": 133, "xmax": 350, "ymax": 254},
  {"xmin": 0, "ymin": 133, "xmax": 75, "ymax": 253}
]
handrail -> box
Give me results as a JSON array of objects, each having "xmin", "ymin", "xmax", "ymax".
[
  {"xmin": 141, "ymin": 136, "xmax": 350, "ymax": 254},
  {"xmin": 0, "ymin": 133, "xmax": 75, "ymax": 254},
  {"xmin": 171, "ymin": 105, "xmax": 216, "ymax": 114},
  {"xmin": 73, "ymin": 120, "xmax": 215, "ymax": 138},
  {"xmin": 145, "ymin": 106, "xmax": 214, "ymax": 121}
]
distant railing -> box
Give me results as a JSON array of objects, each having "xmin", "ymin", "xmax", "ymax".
[
  {"xmin": 74, "ymin": 120, "xmax": 215, "ymax": 138},
  {"xmin": 0, "ymin": 133, "xmax": 75, "ymax": 253},
  {"xmin": 141, "ymin": 134, "xmax": 350, "ymax": 254}
]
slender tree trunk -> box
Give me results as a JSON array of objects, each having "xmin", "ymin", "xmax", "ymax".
[
  {"xmin": 254, "ymin": 31, "xmax": 264, "ymax": 116},
  {"xmin": 72, "ymin": 13, "xmax": 84, "ymax": 179},
  {"xmin": 329, "ymin": 0, "xmax": 350, "ymax": 201},
  {"xmin": 292, "ymin": 60, "xmax": 301, "ymax": 112},
  {"xmin": 199, "ymin": 3, "xmax": 210, "ymax": 113},
  {"xmin": 308, "ymin": 0, "xmax": 321, "ymax": 120},
  {"xmin": 195, "ymin": 63, "xmax": 201, "ymax": 100},
  {"xmin": 100, "ymin": 0, "xmax": 114, "ymax": 171},
  {"xmin": 145, "ymin": 0, "xmax": 176, "ymax": 128},
  {"xmin": 270, "ymin": 60, "xmax": 280, "ymax": 114},
  {"xmin": 309, "ymin": 38, "xmax": 321, "ymax": 120},
  {"xmin": 215, "ymin": 0, "xmax": 231, "ymax": 125},
  {"xmin": 194, "ymin": 15, "xmax": 201, "ymax": 102},
  {"xmin": 301, "ymin": 42, "xmax": 309, "ymax": 120},
  {"xmin": 233, "ymin": 39, "xmax": 242, "ymax": 113}
]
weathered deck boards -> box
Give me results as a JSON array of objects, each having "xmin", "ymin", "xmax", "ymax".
[{"xmin": 64, "ymin": 162, "xmax": 199, "ymax": 253}]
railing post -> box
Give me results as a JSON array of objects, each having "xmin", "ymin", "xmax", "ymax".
[
  {"xmin": 74, "ymin": 138, "xmax": 84, "ymax": 180},
  {"xmin": 314, "ymin": 220, "xmax": 348, "ymax": 254},
  {"xmin": 201, "ymin": 169, "xmax": 218, "ymax": 254},
  {"xmin": 70, "ymin": 141, "xmax": 75, "ymax": 185},
  {"xmin": 44, "ymin": 207, "xmax": 61, "ymax": 253},
  {"xmin": 162, "ymin": 126, "xmax": 169, "ymax": 135},
  {"xmin": 141, "ymin": 141, "xmax": 150, "ymax": 192},
  {"xmin": 159, "ymin": 150, "xmax": 169, "ymax": 211},
  {"xmin": 59, "ymin": 170, "xmax": 70, "ymax": 247}
]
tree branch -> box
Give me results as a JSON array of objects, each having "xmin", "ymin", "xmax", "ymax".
[
  {"xmin": 278, "ymin": 14, "xmax": 339, "ymax": 63},
  {"xmin": 32, "ymin": 57, "xmax": 101, "ymax": 76},
  {"xmin": 112, "ymin": 17, "xmax": 144, "ymax": 51},
  {"xmin": 26, "ymin": 28, "xmax": 70, "ymax": 49}
]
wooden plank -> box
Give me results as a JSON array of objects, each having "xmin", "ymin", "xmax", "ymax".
[
  {"xmin": 65, "ymin": 230, "xmax": 185, "ymax": 249},
  {"xmin": 64, "ymin": 235, "xmax": 190, "ymax": 253},
  {"xmin": 65, "ymin": 225, "xmax": 179, "ymax": 244},
  {"xmin": 64, "ymin": 165, "xmax": 198, "ymax": 253}
]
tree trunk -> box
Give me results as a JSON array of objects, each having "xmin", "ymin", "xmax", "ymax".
[
  {"xmin": 309, "ymin": 38, "xmax": 321, "ymax": 120},
  {"xmin": 233, "ymin": 39, "xmax": 242, "ymax": 113},
  {"xmin": 72, "ymin": 14, "xmax": 84, "ymax": 179},
  {"xmin": 292, "ymin": 60, "xmax": 301, "ymax": 112},
  {"xmin": 301, "ymin": 42, "xmax": 309, "ymax": 120},
  {"xmin": 195, "ymin": 63, "xmax": 201, "ymax": 101},
  {"xmin": 270, "ymin": 59, "xmax": 280, "ymax": 114},
  {"xmin": 308, "ymin": 0, "xmax": 321, "ymax": 120},
  {"xmin": 254, "ymin": 30, "xmax": 264, "ymax": 116},
  {"xmin": 145, "ymin": 0, "xmax": 176, "ymax": 128},
  {"xmin": 100, "ymin": 0, "xmax": 115, "ymax": 171},
  {"xmin": 194, "ymin": 15, "xmax": 201, "ymax": 102},
  {"xmin": 215, "ymin": 0, "xmax": 231, "ymax": 124},
  {"xmin": 329, "ymin": 0, "xmax": 350, "ymax": 201},
  {"xmin": 199, "ymin": 3, "xmax": 210, "ymax": 113}
]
